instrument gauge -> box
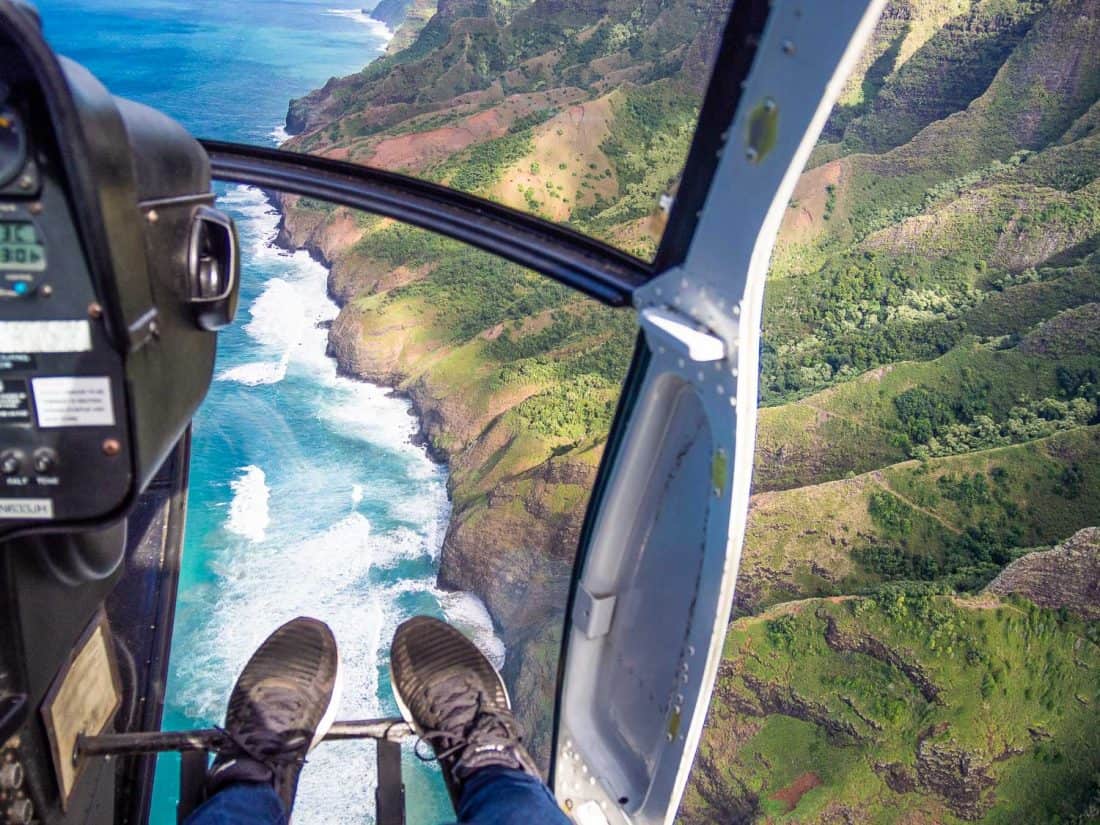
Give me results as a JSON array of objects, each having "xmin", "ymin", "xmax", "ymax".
[{"xmin": 0, "ymin": 107, "xmax": 27, "ymax": 189}]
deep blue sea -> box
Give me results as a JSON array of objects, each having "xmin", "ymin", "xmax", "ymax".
[{"xmin": 34, "ymin": 3, "xmax": 498, "ymax": 822}]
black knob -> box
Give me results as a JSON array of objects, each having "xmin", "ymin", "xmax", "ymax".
[
  {"xmin": 0, "ymin": 451, "xmax": 21, "ymax": 476},
  {"xmin": 32, "ymin": 448, "xmax": 57, "ymax": 474}
]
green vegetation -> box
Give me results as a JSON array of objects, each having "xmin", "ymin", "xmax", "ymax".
[
  {"xmin": 743, "ymin": 426, "xmax": 1100, "ymax": 613},
  {"xmin": 681, "ymin": 596, "xmax": 1100, "ymax": 824},
  {"xmin": 515, "ymin": 375, "xmax": 618, "ymax": 441},
  {"xmin": 573, "ymin": 80, "xmax": 700, "ymax": 250},
  {"xmin": 433, "ymin": 129, "xmax": 536, "ymax": 194},
  {"xmin": 280, "ymin": 0, "xmax": 1100, "ymax": 815}
]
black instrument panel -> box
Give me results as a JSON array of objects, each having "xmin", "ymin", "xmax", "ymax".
[
  {"xmin": 0, "ymin": 100, "xmax": 131, "ymax": 526},
  {"xmin": 0, "ymin": 6, "xmax": 238, "ymax": 824}
]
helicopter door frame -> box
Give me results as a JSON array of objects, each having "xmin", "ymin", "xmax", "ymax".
[
  {"xmin": 194, "ymin": 2, "xmax": 885, "ymax": 822},
  {"xmin": 551, "ymin": 2, "xmax": 887, "ymax": 824}
]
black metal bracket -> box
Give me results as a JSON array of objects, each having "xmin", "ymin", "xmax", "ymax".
[
  {"xmin": 176, "ymin": 751, "xmax": 208, "ymax": 825},
  {"xmin": 375, "ymin": 739, "xmax": 406, "ymax": 825}
]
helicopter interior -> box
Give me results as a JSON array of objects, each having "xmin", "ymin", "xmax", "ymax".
[{"xmin": 0, "ymin": 1, "xmax": 933, "ymax": 824}]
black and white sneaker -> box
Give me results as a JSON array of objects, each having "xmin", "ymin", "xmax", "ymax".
[
  {"xmin": 207, "ymin": 617, "xmax": 342, "ymax": 815},
  {"xmin": 390, "ymin": 615, "xmax": 539, "ymax": 806}
]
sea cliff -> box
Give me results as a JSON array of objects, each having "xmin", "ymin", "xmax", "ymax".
[
  {"xmin": 272, "ymin": 188, "xmax": 592, "ymax": 764},
  {"xmin": 272, "ymin": 0, "xmax": 1100, "ymax": 815}
]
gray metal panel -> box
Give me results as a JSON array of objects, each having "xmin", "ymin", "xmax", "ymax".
[{"xmin": 555, "ymin": 2, "xmax": 887, "ymax": 824}]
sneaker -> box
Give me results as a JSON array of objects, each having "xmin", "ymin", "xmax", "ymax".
[
  {"xmin": 207, "ymin": 617, "xmax": 342, "ymax": 814},
  {"xmin": 390, "ymin": 616, "xmax": 539, "ymax": 805}
]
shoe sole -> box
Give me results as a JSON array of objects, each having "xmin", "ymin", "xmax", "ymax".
[
  {"xmin": 389, "ymin": 616, "xmax": 510, "ymax": 740},
  {"xmin": 311, "ymin": 646, "xmax": 342, "ymax": 752}
]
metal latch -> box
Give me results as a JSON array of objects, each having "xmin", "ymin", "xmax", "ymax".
[{"xmin": 573, "ymin": 586, "xmax": 617, "ymax": 639}]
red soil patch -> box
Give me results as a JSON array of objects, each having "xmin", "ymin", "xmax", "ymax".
[
  {"xmin": 367, "ymin": 107, "xmax": 511, "ymax": 171},
  {"xmin": 770, "ymin": 771, "xmax": 822, "ymax": 813},
  {"xmin": 779, "ymin": 159, "xmax": 845, "ymax": 244},
  {"xmin": 364, "ymin": 90, "xmax": 587, "ymax": 174}
]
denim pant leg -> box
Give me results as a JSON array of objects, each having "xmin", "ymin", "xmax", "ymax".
[
  {"xmin": 184, "ymin": 782, "xmax": 287, "ymax": 825},
  {"xmin": 452, "ymin": 768, "xmax": 571, "ymax": 825}
]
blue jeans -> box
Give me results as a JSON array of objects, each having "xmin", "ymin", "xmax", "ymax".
[{"xmin": 184, "ymin": 768, "xmax": 571, "ymax": 825}]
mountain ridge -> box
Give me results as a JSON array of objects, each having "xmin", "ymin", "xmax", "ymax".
[{"xmin": 273, "ymin": 0, "xmax": 1100, "ymax": 817}]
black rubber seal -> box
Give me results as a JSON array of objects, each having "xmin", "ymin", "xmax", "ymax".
[{"xmin": 204, "ymin": 141, "xmax": 650, "ymax": 307}]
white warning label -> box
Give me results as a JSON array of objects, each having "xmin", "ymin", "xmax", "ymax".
[
  {"xmin": 0, "ymin": 498, "xmax": 53, "ymax": 519},
  {"xmin": 32, "ymin": 377, "xmax": 115, "ymax": 428},
  {"xmin": 0, "ymin": 321, "xmax": 92, "ymax": 353}
]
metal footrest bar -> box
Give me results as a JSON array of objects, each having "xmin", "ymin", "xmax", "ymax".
[{"xmin": 77, "ymin": 717, "xmax": 414, "ymax": 758}]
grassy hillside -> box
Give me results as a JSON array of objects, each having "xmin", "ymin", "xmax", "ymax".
[
  {"xmin": 755, "ymin": 311, "xmax": 1100, "ymax": 491},
  {"xmin": 679, "ymin": 581, "xmax": 1100, "ymax": 824},
  {"xmin": 742, "ymin": 426, "xmax": 1100, "ymax": 614},
  {"xmin": 273, "ymin": 0, "xmax": 1100, "ymax": 813}
]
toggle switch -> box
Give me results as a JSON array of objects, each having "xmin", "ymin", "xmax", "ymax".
[
  {"xmin": 0, "ymin": 451, "xmax": 22, "ymax": 476},
  {"xmin": 32, "ymin": 448, "xmax": 57, "ymax": 474}
]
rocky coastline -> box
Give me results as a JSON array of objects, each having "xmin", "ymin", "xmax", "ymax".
[{"xmin": 268, "ymin": 186, "xmax": 572, "ymax": 766}]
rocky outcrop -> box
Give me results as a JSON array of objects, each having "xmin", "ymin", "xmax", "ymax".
[
  {"xmin": 370, "ymin": 0, "xmax": 413, "ymax": 29},
  {"xmin": 733, "ymin": 672, "xmax": 865, "ymax": 743},
  {"xmin": 822, "ymin": 612, "xmax": 942, "ymax": 704},
  {"xmin": 874, "ymin": 761, "xmax": 916, "ymax": 794},
  {"xmin": 985, "ymin": 527, "xmax": 1100, "ymax": 619},
  {"xmin": 915, "ymin": 735, "xmax": 996, "ymax": 821},
  {"xmin": 439, "ymin": 455, "xmax": 595, "ymax": 763},
  {"xmin": 327, "ymin": 307, "xmax": 406, "ymax": 384}
]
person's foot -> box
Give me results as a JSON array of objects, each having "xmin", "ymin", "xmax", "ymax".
[
  {"xmin": 207, "ymin": 617, "xmax": 341, "ymax": 814},
  {"xmin": 390, "ymin": 616, "xmax": 539, "ymax": 805}
]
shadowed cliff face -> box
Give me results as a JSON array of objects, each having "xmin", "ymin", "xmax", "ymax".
[
  {"xmin": 986, "ymin": 527, "xmax": 1100, "ymax": 620},
  {"xmin": 272, "ymin": 0, "xmax": 1100, "ymax": 811},
  {"xmin": 275, "ymin": 181, "xmax": 610, "ymax": 765},
  {"xmin": 270, "ymin": 0, "xmax": 727, "ymax": 770}
]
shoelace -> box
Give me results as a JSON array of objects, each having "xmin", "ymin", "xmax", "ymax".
[
  {"xmin": 215, "ymin": 725, "xmax": 307, "ymax": 767},
  {"xmin": 215, "ymin": 686, "xmax": 311, "ymax": 768},
  {"xmin": 412, "ymin": 678, "xmax": 523, "ymax": 771}
]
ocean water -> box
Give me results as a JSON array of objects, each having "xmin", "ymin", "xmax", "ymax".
[{"xmin": 34, "ymin": 3, "xmax": 496, "ymax": 823}]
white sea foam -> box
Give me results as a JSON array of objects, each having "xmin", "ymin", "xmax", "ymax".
[
  {"xmin": 184, "ymin": 181, "xmax": 508, "ymax": 823},
  {"xmin": 226, "ymin": 465, "xmax": 270, "ymax": 542},
  {"xmin": 213, "ymin": 193, "xmax": 445, "ymax": 474},
  {"xmin": 174, "ymin": 504, "xmax": 502, "ymax": 823},
  {"xmin": 270, "ymin": 124, "xmax": 291, "ymax": 145},
  {"xmin": 217, "ymin": 356, "xmax": 289, "ymax": 386},
  {"xmin": 440, "ymin": 591, "xmax": 507, "ymax": 670},
  {"xmin": 324, "ymin": 8, "xmax": 394, "ymax": 47},
  {"xmin": 175, "ymin": 513, "xmax": 388, "ymax": 822}
]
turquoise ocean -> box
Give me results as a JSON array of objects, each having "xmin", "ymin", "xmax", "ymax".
[{"xmin": 34, "ymin": 2, "xmax": 497, "ymax": 822}]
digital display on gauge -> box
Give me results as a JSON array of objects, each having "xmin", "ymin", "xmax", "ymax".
[{"xmin": 0, "ymin": 222, "xmax": 45, "ymax": 271}]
